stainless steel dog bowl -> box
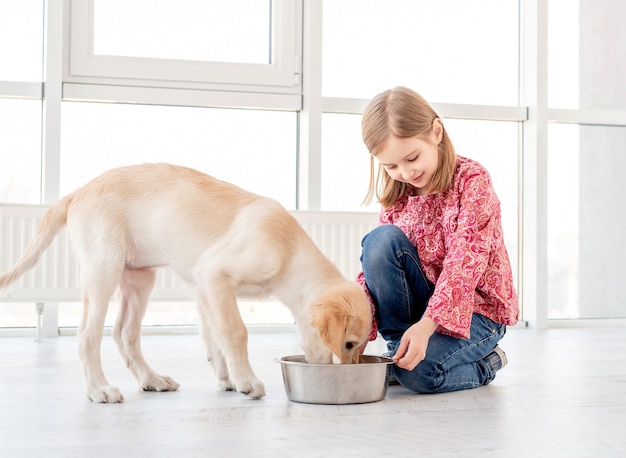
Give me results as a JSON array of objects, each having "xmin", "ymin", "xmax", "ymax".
[{"xmin": 275, "ymin": 355, "xmax": 394, "ymax": 404}]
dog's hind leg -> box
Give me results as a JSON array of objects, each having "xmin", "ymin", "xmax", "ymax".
[
  {"xmin": 113, "ymin": 267, "xmax": 180, "ymax": 393},
  {"xmin": 77, "ymin": 261, "xmax": 126, "ymax": 403},
  {"xmin": 197, "ymin": 305, "xmax": 235, "ymax": 392}
]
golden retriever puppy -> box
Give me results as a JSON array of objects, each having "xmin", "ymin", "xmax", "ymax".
[{"xmin": 0, "ymin": 163, "xmax": 371, "ymax": 403}]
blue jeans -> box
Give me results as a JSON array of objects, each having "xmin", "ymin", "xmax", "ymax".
[{"xmin": 361, "ymin": 225, "xmax": 506, "ymax": 393}]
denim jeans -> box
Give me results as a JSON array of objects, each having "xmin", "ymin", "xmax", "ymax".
[{"xmin": 361, "ymin": 225, "xmax": 506, "ymax": 393}]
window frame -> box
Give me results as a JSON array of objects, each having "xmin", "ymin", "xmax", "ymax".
[{"xmin": 65, "ymin": 0, "xmax": 302, "ymax": 109}]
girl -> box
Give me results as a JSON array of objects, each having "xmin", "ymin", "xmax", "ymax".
[{"xmin": 357, "ymin": 86, "xmax": 519, "ymax": 394}]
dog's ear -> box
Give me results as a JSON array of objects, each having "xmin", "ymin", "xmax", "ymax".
[{"xmin": 311, "ymin": 300, "xmax": 349, "ymax": 362}]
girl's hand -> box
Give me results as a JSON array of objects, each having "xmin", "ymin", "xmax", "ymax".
[{"xmin": 392, "ymin": 317, "xmax": 438, "ymax": 371}]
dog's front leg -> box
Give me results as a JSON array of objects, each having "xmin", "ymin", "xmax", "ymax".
[
  {"xmin": 196, "ymin": 285, "xmax": 265, "ymax": 399},
  {"xmin": 197, "ymin": 304, "xmax": 235, "ymax": 392}
]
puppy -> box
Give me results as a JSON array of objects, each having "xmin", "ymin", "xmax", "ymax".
[{"xmin": 0, "ymin": 163, "xmax": 372, "ymax": 403}]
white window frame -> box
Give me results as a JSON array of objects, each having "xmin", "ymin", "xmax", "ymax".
[
  {"xmin": 0, "ymin": 81, "xmax": 42, "ymax": 99},
  {"xmin": 64, "ymin": 0, "xmax": 302, "ymax": 110}
]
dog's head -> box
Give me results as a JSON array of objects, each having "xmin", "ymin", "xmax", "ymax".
[{"xmin": 308, "ymin": 283, "xmax": 372, "ymax": 364}]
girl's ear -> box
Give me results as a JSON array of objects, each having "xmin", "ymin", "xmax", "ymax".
[{"xmin": 432, "ymin": 118, "xmax": 444, "ymax": 144}]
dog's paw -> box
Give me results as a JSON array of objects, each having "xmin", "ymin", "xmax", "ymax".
[
  {"xmin": 140, "ymin": 374, "xmax": 180, "ymax": 392},
  {"xmin": 237, "ymin": 378, "xmax": 266, "ymax": 399},
  {"xmin": 217, "ymin": 377, "xmax": 236, "ymax": 392},
  {"xmin": 88, "ymin": 385, "xmax": 125, "ymax": 403}
]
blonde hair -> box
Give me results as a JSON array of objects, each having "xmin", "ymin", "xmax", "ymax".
[{"xmin": 361, "ymin": 86, "xmax": 456, "ymax": 208}]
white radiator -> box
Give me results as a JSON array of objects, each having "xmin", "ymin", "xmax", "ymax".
[{"xmin": 0, "ymin": 204, "xmax": 378, "ymax": 303}]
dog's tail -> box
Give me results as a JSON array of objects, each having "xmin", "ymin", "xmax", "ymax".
[{"xmin": 0, "ymin": 194, "xmax": 72, "ymax": 290}]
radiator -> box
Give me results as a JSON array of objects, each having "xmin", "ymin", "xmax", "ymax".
[{"xmin": 0, "ymin": 204, "xmax": 377, "ymax": 303}]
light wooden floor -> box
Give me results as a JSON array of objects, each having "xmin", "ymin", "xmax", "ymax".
[{"xmin": 1, "ymin": 326, "xmax": 625, "ymax": 457}]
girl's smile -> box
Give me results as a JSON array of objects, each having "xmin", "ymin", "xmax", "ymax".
[{"xmin": 409, "ymin": 172, "xmax": 425, "ymax": 185}]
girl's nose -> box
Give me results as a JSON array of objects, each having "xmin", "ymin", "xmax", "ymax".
[{"xmin": 401, "ymin": 167, "xmax": 415, "ymax": 180}]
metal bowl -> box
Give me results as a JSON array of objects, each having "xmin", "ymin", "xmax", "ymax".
[{"xmin": 275, "ymin": 355, "xmax": 394, "ymax": 404}]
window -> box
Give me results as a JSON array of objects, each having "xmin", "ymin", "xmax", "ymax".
[
  {"xmin": 549, "ymin": 0, "xmax": 626, "ymax": 111},
  {"xmin": 0, "ymin": 0, "xmax": 45, "ymax": 329},
  {"xmin": 548, "ymin": 0, "xmax": 580, "ymax": 109},
  {"xmin": 319, "ymin": 0, "xmax": 521, "ymax": 292},
  {"xmin": 60, "ymin": 103, "xmax": 298, "ymax": 207},
  {"xmin": 548, "ymin": 124, "xmax": 626, "ymax": 320},
  {"xmin": 67, "ymin": 0, "xmax": 302, "ymax": 100},
  {"xmin": 0, "ymin": 1, "xmax": 44, "ymax": 205},
  {"xmin": 5, "ymin": 0, "xmax": 626, "ymax": 333},
  {"xmin": 322, "ymin": 0, "xmax": 519, "ymax": 105},
  {"xmin": 0, "ymin": 99, "xmax": 42, "ymax": 204},
  {"xmin": 0, "ymin": 1, "xmax": 43, "ymax": 82},
  {"xmin": 320, "ymin": 113, "xmax": 376, "ymax": 212},
  {"xmin": 546, "ymin": 0, "xmax": 626, "ymax": 320},
  {"xmin": 93, "ymin": 1, "xmax": 271, "ymax": 64}
]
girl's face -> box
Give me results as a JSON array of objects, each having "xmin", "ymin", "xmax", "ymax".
[{"xmin": 376, "ymin": 119, "xmax": 443, "ymax": 196}]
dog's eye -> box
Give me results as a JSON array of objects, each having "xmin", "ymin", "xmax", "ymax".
[{"xmin": 346, "ymin": 342, "xmax": 355, "ymax": 350}]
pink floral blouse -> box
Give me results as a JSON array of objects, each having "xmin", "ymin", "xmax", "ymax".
[{"xmin": 357, "ymin": 156, "xmax": 519, "ymax": 341}]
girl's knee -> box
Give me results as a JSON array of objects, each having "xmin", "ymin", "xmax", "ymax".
[
  {"xmin": 362, "ymin": 225, "xmax": 405, "ymax": 248},
  {"xmin": 361, "ymin": 225, "xmax": 408, "ymax": 262},
  {"xmin": 392, "ymin": 360, "xmax": 443, "ymax": 394}
]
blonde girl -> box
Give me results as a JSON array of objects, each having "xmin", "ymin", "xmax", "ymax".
[{"xmin": 357, "ymin": 87, "xmax": 519, "ymax": 393}]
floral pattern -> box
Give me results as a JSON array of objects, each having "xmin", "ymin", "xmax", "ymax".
[{"xmin": 357, "ymin": 156, "xmax": 519, "ymax": 340}]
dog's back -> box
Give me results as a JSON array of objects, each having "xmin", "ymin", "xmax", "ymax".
[
  {"xmin": 69, "ymin": 162, "xmax": 260, "ymax": 237},
  {"xmin": 64, "ymin": 163, "xmax": 266, "ymax": 277}
]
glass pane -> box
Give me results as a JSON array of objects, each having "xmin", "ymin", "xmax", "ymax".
[
  {"xmin": 548, "ymin": 0, "xmax": 580, "ymax": 109},
  {"xmin": 548, "ymin": 123, "xmax": 626, "ymax": 319},
  {"xmin": 549, "ymin": 0, "xmax": 626, "ymax": 110},
  {"xmin": 321, "ymin": 113, "xmax": 379, "ymax": 212},
  {"xmin": 0, "ymin": 304, "xmax": 38, "ymax": 328},
  {"xmin": 322, "ymin": 115, "xmax": 519, "ymax": 288},
  {"xmin": 58, "ymin": 299, "xmax": 294, "ymax": 328},
  {"xmin": 322, "ymin": 0, "xmax": 519, "ymax": 105},
  {"xmin": 0, "ymin": 0, "xmax": 44, "ymax": 82},
  {"xmin": 60, "ymin": 102, "xmax": 297, "ymax": 208},
  {"xmin": 93, "ymin": 0, "xmax": 271, "ymax": 64},
  {"xmin": 547, "ymin": 124, "xmax": 579, "ymax": 319},
  {"xmin": 0, "ymin": 99, "xmax": 42, "ymax": 204}
]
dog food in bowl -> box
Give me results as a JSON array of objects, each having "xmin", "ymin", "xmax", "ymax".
[{"xmin": 275, "ymin": 355, "xmax": 394, "ymax": 404}]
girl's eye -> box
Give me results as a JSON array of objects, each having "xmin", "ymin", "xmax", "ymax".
[{"xmin": 408, "ymin": 155, "xmax": 419, "ymax": 162}]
